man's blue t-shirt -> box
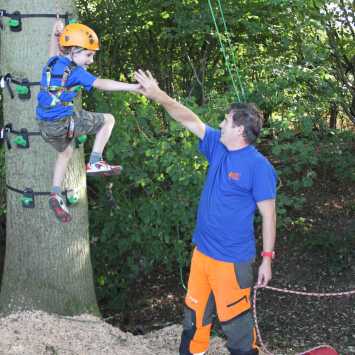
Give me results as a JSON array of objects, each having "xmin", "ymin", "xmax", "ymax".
[
  {"xmin": 192, "ymin": 125, "xmax": 277, "ymax": 263},
  {"xmin": 36, "ymin": 56, "xmax": 97, "ymax": 121}
]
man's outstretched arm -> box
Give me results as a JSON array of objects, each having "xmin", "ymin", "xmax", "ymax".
[{"xmin": 135, "ymin": 70, "xmax": 206, "ymax": 139}]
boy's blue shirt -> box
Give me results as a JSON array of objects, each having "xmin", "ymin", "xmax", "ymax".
[
  {"xmin": 193, "ymin": 125, "xmax": 277, "ymax": 263},
  {"xmin": 36, "ymin": 56, "xmax": 97, "ymax": 121}
]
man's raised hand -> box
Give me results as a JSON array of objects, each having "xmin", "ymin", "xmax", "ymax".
[{"xmin": 135, "ymin": 70, "xmax": 161, "ymax": 100}]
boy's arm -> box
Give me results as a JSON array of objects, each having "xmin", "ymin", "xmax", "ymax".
[
  {"xmin": 135, "ymin": 70, "xmax": 206, "ymax": 139},
  {"xmin": 49, "ymin": 20, "xmax": 64, "ymax": 57},
  {"xmin": 92, "ymin": 78, "xmax": 140, "ymax": 92},
  {"xmin": 256, "ymin": 199, "xmax": 276, "ymax": 287}
]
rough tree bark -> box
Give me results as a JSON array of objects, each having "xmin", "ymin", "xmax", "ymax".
[{"xmin": 0, "ymin": 0, "xmax": 99, "ymax": 316}]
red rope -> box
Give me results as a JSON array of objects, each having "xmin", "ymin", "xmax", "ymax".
[{"xmin": 252, "ymin": 285, "xmax": 355, "ymax": 355}]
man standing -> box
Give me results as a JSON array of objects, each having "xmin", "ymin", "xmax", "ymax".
[{"xmin": 136, "ymin": 70, "xmax": 277, "ymax": 355}]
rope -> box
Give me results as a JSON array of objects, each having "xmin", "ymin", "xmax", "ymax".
[
  {"xmin": 215, "ymin": 0, "xmax": 246, "ymax": 101},
  {"xmin": 253, "ymin": 285, "xmax": 355, "ymax": 355},
  {"xmin": 55, "ymin": 0, "xmax": 60, "ymax": 20},
  {"xmin": 207, "ymin": 0, "xmax": 246, "ymax": 102}
]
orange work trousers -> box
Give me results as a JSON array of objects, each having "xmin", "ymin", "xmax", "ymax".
[{"xmin": 179, "ymin": 248, "xmax": 258, "ymax": 355}]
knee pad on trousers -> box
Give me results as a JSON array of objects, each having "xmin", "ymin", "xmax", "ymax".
[
  {"xmin": 227, "ymin": 347, "xmax": 258, "ymax": 355},
  {"xmin": 179, "ymin": 328, "xmax": 194, "ymax": 355},
  {"xmin": 221, "ymin": 310, "xmax": 255, "ymax": 351}
]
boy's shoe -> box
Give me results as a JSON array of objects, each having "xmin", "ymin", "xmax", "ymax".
[
  {"xmin": 86, "ymin": 160, "xmax": 122, "ymax": 177},
  {"xmin": 49, "ymin": 193, "xmax": 72, "ymax": 224}
]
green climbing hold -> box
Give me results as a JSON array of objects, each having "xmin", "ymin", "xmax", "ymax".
[
  {"xmin": 16, "ymin": 85, "xmax": 29, "ymax": 95},
  {"xmin": 67, "ymin": 195, "xmax": 79, "ymax": 205},
  {"xmin": 75, "ymin": 134, "xmax": 87, "ymax": 149},
  {"xmin": 66, "ymin": 189, "xmax": 79, "ymax": 205},
  {"xmin": 8, "ymin": 19, "xmax": 20, "ymax": 27},
  {"xmin": 68, "ymin": 19, "xmax": 77, "ymax": 24},
  {"xmin": 13, "ymin": 135, "xmax": 27, "ymax": 147},
  {"xmin": 21, "ymin": 196, "xmax": 33, "ymax": 206},
  {"xmin": 77, "ymin": 135, "xmax": 87, "ymax": 144}
]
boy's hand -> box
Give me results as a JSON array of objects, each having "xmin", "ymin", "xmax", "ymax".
[
  {"xmin": 53, "ymin": 20, "xmax": 65, "ymax": 37},
  {"xmin": 135, "ymin": 70, "xmax": 161, "ymax": 100},
  {"xmin": 49, "ymin": 20, "xmax": 65, "ymax": 56}
]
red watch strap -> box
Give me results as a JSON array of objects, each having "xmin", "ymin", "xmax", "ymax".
[{"xmin": 261, "ymin": 251, "xmax": 275, "ymax": 259}]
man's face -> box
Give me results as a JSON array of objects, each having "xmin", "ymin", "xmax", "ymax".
[
  {"xmin": 72, "ymin": 49, "xmax": 95, "ymax": 69},
  {"xmin": 219, "ymin": 111, "xmax": 244, "ymax": 146}
]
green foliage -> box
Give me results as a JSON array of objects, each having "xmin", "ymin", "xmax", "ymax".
[
  {"xmin": 315, "ymin": 131, "xmax": 355, "ymax": 182},
  {"xmin": 88, "ymin": 92, "xmax": 208, "ymax": 309},
  {"xmin": 302, "ymin": 229, "xmax": 355, "ymax": 272},
  {"xmin": 85, "ymin": 86, "xmax": 354, "ymax": 310},
  {"xmin": 266, "ymin": 118, "xmax": 355, "ymax": 230}
]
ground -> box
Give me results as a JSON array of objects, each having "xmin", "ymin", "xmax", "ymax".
[{"xmin": 0, "ymin": 311, "xmax": 230, "ymax": 355}]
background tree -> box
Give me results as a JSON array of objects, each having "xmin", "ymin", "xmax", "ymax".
[{"xmin": 0, "ymin": 0, "xmax": 99, "ymax": 315}]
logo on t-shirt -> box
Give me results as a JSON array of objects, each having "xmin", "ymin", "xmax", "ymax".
[{"xmin": 228, "ymin": 171, "xmax": 241, "ymax": 181}]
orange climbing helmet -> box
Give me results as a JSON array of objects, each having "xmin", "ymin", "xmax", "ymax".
[{"xmin": 59, "ymin": 23, "xmax": 100, "ymax": 51}]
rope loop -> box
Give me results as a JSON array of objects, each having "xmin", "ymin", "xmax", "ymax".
[{"xmin": 253, "ymin": 285, "xmax": 355, "ymax": 354}]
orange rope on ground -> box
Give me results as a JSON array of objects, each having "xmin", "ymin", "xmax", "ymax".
[{"xmin": 253, "ymin": 285, "xmax": 355, "ymax": 355}]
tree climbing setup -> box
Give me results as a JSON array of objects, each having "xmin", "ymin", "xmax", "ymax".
[
  {"xmin": 0, "ymin": 7, "xmax": 118, "ymax": 212},
  {"xmin": 0, "ymin": 8, "xmax": 86, "ymax": 210}
]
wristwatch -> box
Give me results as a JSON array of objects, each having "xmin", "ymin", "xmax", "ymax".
[{"xmin": 261, "ymin": 251, "xmax": 275, "ymax": 259}]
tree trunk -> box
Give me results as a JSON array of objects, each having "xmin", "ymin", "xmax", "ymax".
[{"xmin": 0, "ymin": 0, "xmax": 99, "ymax": 316}]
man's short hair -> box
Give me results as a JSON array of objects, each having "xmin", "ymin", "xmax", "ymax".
[{"xmin": 228, "ymin": 102, "xmax": 263, "ymax": 144}]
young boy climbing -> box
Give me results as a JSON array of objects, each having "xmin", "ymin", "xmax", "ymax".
[{"xmin": 36, "ymin": 20, "xmax": 140, "ymax": 224}]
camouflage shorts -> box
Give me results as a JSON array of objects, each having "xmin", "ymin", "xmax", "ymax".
[{"xmin": 38, "ymin": 110, "xmax": 105, "ymax": 152}]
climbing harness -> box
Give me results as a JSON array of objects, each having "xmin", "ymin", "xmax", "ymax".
[
  {"xmin": 207, "ymin": 0, "xmax": 247, "ymax": 102},
  {"xmin": 6, "ymin": 184, "xmax": 79, "ymax": 209},
  {"xmin": 253, "ymin": 285, "xmax": 355, "ymax": 355},
  {"xmin": 39, "ymin": 56, "xmax": 82, "ymax": 109},
  {"xmin": 0, "ymin": 10, "xmax": 72, "ymax": 32},
  {"xmin": 0, "ymin": 73, "xmax": 40, "ymax": 100}
]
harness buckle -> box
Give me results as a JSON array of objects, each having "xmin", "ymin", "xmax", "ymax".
[{"xmin": 67, "ymin": 117, "xmax": 75, "ymax": 139}]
